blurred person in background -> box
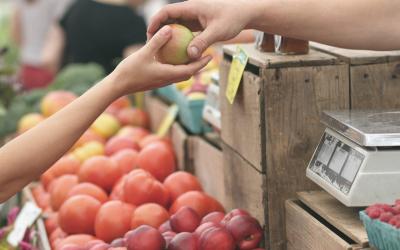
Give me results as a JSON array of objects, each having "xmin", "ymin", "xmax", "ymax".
[
  {"xmin": 10, "ymin": 0, "xmax": 73, "ymax": 90},
  {"xmin": 42, "ymin": 0, "xmax": 148, "ymax": 74}
]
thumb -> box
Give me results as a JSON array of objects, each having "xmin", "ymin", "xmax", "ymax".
[
  {"xmin": 145, "ymin": 25, "xmax": 172, "ymax": 53},
  {"xmin": 188, "ymin": 25, "xmax": 219, "ymax": 59}
]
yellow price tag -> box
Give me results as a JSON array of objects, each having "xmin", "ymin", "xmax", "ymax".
[
  {"xmin": 226, "ymin": 46, "xmax": 249, "ymax": 104},
  {"xmin": 157, "ymin": 104, "xmax": 179, "ymax": 137}
]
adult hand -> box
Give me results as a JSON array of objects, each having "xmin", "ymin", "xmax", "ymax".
[
  {"xmin": 112, "ymin": 25, "xmax": 212, "ymax": 96},
  {"xmin": 147, "ymin": 0, "xmax": 253, "ymax": 59}
]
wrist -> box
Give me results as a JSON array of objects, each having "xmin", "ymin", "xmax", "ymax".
[
  {"xmin": 245, "ymin": 0, "xmax": 270, "ymax": 30},
  {"xmin": 100, "ymin": 71, "xmax": 126, "ymax": 101}
]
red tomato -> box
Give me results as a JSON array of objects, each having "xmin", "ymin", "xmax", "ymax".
[
  {"xmin": 163, "ymin": 171, "xmax": 203, "ymax": 201},
  {"xmin": 116, "ymin": 107, "xmax": 150, "ymax": 128},
  {"xmin": 137, "ymin": 142, "xmax": 176, "ymax": 182},
  {"xmin": 49, "ymin": 155, "xmax": 81, "ymax": 177},
  {"xmin": 45, "ymin": 212, "xmax": 59, "ymax": 235},
  {"xmin": 31, "ymin": 184, "xmax": 51, "ymax": 210},
  {"xmin": 111, "ymin": 149, "xmax": 139, "ymax": 175},
  {"xmin": 109, "ymin": 176, "xmax": 126, "ymax": 201},
  {"xmin": 95, "ymin": 200, "xmax": 135, "ymax": 243},
  {"xmin": 50, "ymin": 175, "xmax": 79, "ymax": 211},
  {"xmin": 123, "ymin": 169, "xmax": 169, "ymax": 207},
  {"xmin": 68, "ymin": 182, "xmax": 108, "ymax": 203},
  {"xmin": 41, "ymin": 170, "xmax": 55, "ymax": 191},
  {"xmin": 78, "ymin": 156, "xmax": 122, "ymax": 192},
  {"xmin": 139, "ymin": 134, "xmax": 172, "ymax": 149},
  {"xmin": 58, "ymin": 195, "xmax": 101, "ymax": 234},
  {"xmin": 170, "ymin": 191, "xmax": 225, "ymax": 218},
  {"xmin": 131, "ymin": 203, "xmax": 169, "ymax": 229},
  {"xmin": 105, "ymin": 136, "xmax": 140, "ymax": 156},
  {"xmin": 117, "ymin": 126, "xmax": 150, "ymax": 143},
  {"xmin": 55, "ymin": 234, "xmax": 96, "ymax": 250}
]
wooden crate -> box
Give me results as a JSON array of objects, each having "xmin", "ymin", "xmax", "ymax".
[
  {"xmin": 221, "ymin": 143, "xmax": 266, "ymax": 229},
  {"xmin": 220, "ymin": 44, "xmax": 349, "ymax": 250},
  {"xmin": 286, "ymin": 191, "xmax": 371, "ymax": 250},
  {"xmin": 144, "ymin": 93, "xmax": 189, "ymax": 171},
  {"xmin": 311, "ymin": 42, "xmax": 400, "ymax": 109},
  {"xmin": 187, "ymin": 136, "xmax": 226, "ymax": 205}
]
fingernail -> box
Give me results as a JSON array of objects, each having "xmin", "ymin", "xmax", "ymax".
[
  {"xmin": 160, "ymin": 25, "xmax": 171, "ymax": 36},
  {"xmin": 190, "ymin": 46, "xmax": 199, "ymax": 58}
]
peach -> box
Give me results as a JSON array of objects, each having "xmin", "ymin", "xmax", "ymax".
[
  {"xmin": 72, "ymin": 141, "xmax": 105, "ymax": 163},
  {"xmin": 131, "ymin": 203, "xmax": 170, "ymax": 229},
  {"xmin": 91, "ymin": 113, "xmax": 121, "ymax": 139},
  {"xmin": 18, "ymin": 113, "xmax": 45, "ymax": 133},
  {"xmin": 117, "ymin": 126, "xmax": 150, "ymax": 143},
  {"xmin": 41, "ymin": 91, "xmax": 77, "ymax": 117},
  {"xmin": 111, "ymin": 149, "xmax": 139, "ymax": 175},
  {"xmin": 158, "ymin": 24, "xmax": 194, "ymax": 65}
]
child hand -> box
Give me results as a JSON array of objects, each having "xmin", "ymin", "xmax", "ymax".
[{"xmin": 111, "ymin": 25, "xmax": 212, "ymax": 96}]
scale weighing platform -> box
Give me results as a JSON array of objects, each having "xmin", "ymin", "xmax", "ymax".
[{"xmin": 307, "ymin": 110, "xmax": 400, "ymax": 207}]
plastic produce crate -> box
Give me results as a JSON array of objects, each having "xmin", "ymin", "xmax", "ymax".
[
  {"xmin": 155, "ymin": 86, "xmax": 210, "ymax": 134},
  {"xmin": 360, "ymin": 211, "xmax": 400, "ymax": 250}
]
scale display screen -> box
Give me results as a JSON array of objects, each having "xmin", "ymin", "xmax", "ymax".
[{"xmin": 309, "ymin": 132, "xmax": 365, "ymax": 194}]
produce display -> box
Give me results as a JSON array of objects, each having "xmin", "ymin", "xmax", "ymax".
[
  {"xmin": 20, "ymin": 91, "xmax": 265, "ymax": 250},
  {"xmin": 365, "ymin": 201, "xmax": 400, "ymax": 228}
]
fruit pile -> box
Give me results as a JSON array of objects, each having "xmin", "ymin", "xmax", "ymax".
[
  {"xmin": 23, "ymin": 91, "xmax": 265, "ymax": 250},
  {"xmin": 365, "ymin": 200, "xmax": 400, "ymax": 228}
]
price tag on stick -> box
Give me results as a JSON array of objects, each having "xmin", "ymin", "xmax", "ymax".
[
  {"xmin": 225, "ymin": 46, "xmax": 249, "ymax": 104},
  {"xmin": 157, "ymin": 104, "xmax": 179, "ymax": 137}
]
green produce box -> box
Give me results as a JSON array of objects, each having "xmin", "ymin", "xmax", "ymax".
[
  {"xmin": 155, "ymin": 86, "xmax": 211, "ymax": 134},
  {"xmin": 155, "ymin": 85, "xmax": 177, "ymax": 103},
  {"xmin": 360, "ymin": 211, "xmax": 400, "ymax": 250}
]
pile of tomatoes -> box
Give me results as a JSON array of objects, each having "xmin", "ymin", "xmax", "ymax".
[{"xmin": 29, "ymin": 94, "xmax": 243, "ymax": 250}]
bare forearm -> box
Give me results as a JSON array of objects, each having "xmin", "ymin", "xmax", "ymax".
[
  {"xmin": 0, "ymin": 74, "xmax": 121, "ymax": 201},
  {"xmin": 248, "ymin": 0, "xmax": 400, "ymax": 50}
]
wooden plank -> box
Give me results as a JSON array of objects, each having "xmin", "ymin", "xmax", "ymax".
[
  {"xmin": 350, "ymin": 62, "xmax": 400, "ymax": 109},
  {"xmin": 223, "ymin": 44, "xmax": 339, "ymax": 69},
  {"xmin": 188, "ymin": 137, "xmax": 226, "ymax": 205},
  {"xmin": 219, "ymin": 59, "xmax": 264, "ymax": 171},
  {"xmin": 298, "ymin": 191, "xmax": 369, "ymax": 247},
  {"xmin": 263, "ymin": 64, "xmax": 350, "ymax": 250},
  {"xmin": 286, "ymin": 200, "xmax": 355, "ymax": 250},
  {"xmin": 222, "ymin": 143, "xmax": 266, "ymax": 227},
  {"xmin": 170, "ymin": 122, "xmax": 188, "ymax": 171},
  {"xmin": 144, "ymin": 93, "xmax": 170, "ymax": 132},
  {"xmin": 311, "ymin": 42, "xmax": 400, "ymax": 65}
]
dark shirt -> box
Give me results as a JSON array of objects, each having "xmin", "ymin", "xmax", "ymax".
[{"xmin": 60, "ymin": 0, "xmax": 147, "ymax": 73}]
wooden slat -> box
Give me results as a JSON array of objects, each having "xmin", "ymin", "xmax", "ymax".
[
  {"xmin": 222, "ymin": 143, "xmax": 266, "ymax": 227},
  {"xmin": 188, "ymin": 137, "xmax": 226, "ymax": 205},
  {"xmin": 170, "ymin": 122, "xmax": 188, "ymax": 171},
  {"xmin": 144, "ymin": 93, "xmax": 170, "ymax": 132},
  {"xmin": 350, "ymin": 62, "xmax": 400, "ymax": 109},
  {"xmin": 220, "ymin": 60, "xmax": 264, "ymax": 171},
  {"xmin": 311, "ymin": 42, "xmax": 400, "ymax": 65},
  {"xmin": 286, "ymin": 200, "xmax": 354, "ymax": 250},
  {"xmin": 298, "ymin": 191, "xmax": 369, "ymax": 246},
  {"xmin": 223, "ymin": 44, "xmax": 339, "ymax": 69},
  {"xmin": 263, "ymin": 63, "xmax": 350, "ymax": 250}
]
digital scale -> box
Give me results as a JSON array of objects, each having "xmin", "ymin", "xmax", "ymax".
[{"xmin": 307, "ymin": 110, "xmax": 400, "ymax": 207}]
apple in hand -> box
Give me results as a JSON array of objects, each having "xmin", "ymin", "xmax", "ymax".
[
  {"xmin": 157, "ymin": 24, "xmax": 194, "ymax": 65},
  {"xmin": 225, "ymin": 215, "xmax": 263, "ymax": 250}
]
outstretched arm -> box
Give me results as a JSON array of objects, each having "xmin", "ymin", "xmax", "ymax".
[
  {"xmin": 148, "ymin": 0, "xmax": 400, "ymax": 59},
  {"xmin": 0, "ymin": 26, "xmax": 211, "ymax": 202}
]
